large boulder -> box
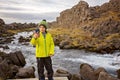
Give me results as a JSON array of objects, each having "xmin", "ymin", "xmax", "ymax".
[
  {"xmin": 80, "ymin": 63, "xmax": 97, "ymax": 80},
  {"xmin": 98, "ymin": 71, "xmax": 120, "ymax": 80},
  {"xmin": 9, "ymin": 51, "xmax": 26, "ymax": 67},
  {"xmin": 80, "ymin": 63, "xmax": 107, "ymax": 80},
  {"xmin": 0, "ymin": 51, "xmax": 35, "ymax": 79},
  {"xmin": 94, "ymin": 67, "xmax": 107, "ymax": 79},
  {"xmin": 8, "ymin": 65, "xmax": 20, "ymax": 79},
  {"xmin": 0, "ymin": 59, "xmax": 11, "ymax": 80},
  {"xmin": 79, "ymin": 63, "xmax": 120, "ymax": 80},
  {"xmin": 15, "ymin": 66, "xmax": 35, "ymax": 78}
]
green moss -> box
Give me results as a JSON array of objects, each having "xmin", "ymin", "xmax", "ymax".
[{"xmin": 0, "ymin": 51, "xmax": 6, "ymax": 57}]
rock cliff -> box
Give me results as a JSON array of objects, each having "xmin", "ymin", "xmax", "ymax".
[{"xmin": 50, "ymin": 0, "xmax": 120, "ymax": 53}]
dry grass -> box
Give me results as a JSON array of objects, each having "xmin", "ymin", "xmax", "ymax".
[
  {"xmin": 49, "ymin": 27, "xmax": 120, "ymax": 52},
  {"xmin": 105, "ymin": 33, "xmax": 120, "ymax": 40},
  {"xmin": 7, "ymin": 28, "xmax": 36, "ymax": 34}
]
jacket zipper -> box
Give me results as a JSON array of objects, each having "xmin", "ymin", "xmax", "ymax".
[{"xmin": 44, "ymin": 35, "xmax": 47, "ymax": 57}]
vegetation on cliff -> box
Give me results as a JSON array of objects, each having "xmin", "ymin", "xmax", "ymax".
[{"xmin": 49, "ymin": 0, "xmax": 120, "ymax": 54}]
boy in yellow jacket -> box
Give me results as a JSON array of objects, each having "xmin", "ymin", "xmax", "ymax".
[{"xmin": 30, "ymin": 23, "xmax": 54, "ymax": 80}]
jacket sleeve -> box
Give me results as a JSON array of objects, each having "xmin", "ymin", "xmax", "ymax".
[
  {"xmin": 49, "ymin": 34, "xmax": 55, "ymax": 55},
  {"xmin": 30, "ymin": 37, "xmax": 37, "ymax": 46}
]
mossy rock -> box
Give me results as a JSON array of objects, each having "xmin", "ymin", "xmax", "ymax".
[{"xmin": 0, "ymin": 51, "xmax": 6, "ymax": 57}]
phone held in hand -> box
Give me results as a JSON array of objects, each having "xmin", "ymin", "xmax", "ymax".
[
  {"xmin": 33, "ymin": 29, "xmax": 40, "ymax": 38},
  {"xmin": 35, "ymin": 28, "xmax": 40, "ymax": 34}
]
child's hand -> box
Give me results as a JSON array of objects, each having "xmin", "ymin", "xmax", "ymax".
[
  {"xmin": 33, "ymin": 33, "xmax": 39, "ymax": 38},
  {"xmin": 49, "ymin": 54, "xmax": 54, "ymax": 57}
]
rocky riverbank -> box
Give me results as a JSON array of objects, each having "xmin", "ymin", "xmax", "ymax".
[
  {"xmin": 0, "ymin": 51, "xmax": 35, "ymax": 80},
  {"xmin": 0, "ymin": 0, "xmax": 120, "ymax": 54},
  {"xmin": 67, "ymin": 63, "xmax": 120, "ymax": 80},
  {"xmin": 49, "ymin": 0, "xmax": 120, "ymax": 54},
  {"xmin": 1, "ymin": 50, "xmax": 120, "ymax": 80},
  {"xmin": 0, "ymin": 18, "xmax": 37, "ymax": 44},
  {"xmin": 48, "ymin": 63, "xmax": 120, "ymax": 80}
]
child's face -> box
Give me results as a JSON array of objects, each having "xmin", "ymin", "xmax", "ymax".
[{"xmin": 39, "ymin": 25, "xmax": 45, "ymax": 32}]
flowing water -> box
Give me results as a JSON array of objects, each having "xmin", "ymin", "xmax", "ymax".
[{"xmin": 0, "ymin": 31, "xmax": 120, "ymax": 77}]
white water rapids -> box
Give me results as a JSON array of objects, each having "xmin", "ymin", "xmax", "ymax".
[{"xmin": 0, "ymin": 31, "xmax": 120, "ymax": 77}]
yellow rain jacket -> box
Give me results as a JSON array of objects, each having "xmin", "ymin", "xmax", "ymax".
[{"xmin": 30, "ymin": 32, "xmax": 55, "ymax": 58}]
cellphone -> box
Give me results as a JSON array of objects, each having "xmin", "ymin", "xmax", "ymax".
[{"xmin": 35, "ymin": 29, "xmax": 40, "ymax": 33}]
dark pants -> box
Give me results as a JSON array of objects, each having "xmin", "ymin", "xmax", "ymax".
[{"xmin": 37, "ymin": 57, "xmax": 54, "ymax": 79}]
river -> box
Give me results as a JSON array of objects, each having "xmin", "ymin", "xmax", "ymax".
[{"xmin": 0, "ymin": 31, "xmax": 120, "ymax": 77}]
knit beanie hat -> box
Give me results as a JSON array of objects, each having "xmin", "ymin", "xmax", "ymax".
[{"xmin": 38, "ymin": 19, "xmax": 48, "ymax": 28}]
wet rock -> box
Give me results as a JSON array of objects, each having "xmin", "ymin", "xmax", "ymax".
[
  {"xmin": 0, "ymin": 18, "xmax": 37, "ymax": 44},
  {"xmin": 5, "ymin": 37, "xmax": 13, "ymax": 44},
  {"xmin": 70, "ymin": 74, "xmax": 82, "ymax": 80},
  {"xmin": 15, "ymin": 66, "xmax": 35, "ymax": 78},
  {"xmin": 3, "ymin": 45, "xmax": 9, "ymax": 49},
  {"xmin": 0, "ymin": 59, "xmax": 10, "ymax": 80},
  {"xmin": 21, "ymin": 42, "xmax": 30, "ymax": 45},
  {"xmin": 0, "ymin": 45, "xmax": 9, "ymax": 49},
  {"xmin": 80, "ymin": 63, "xmax": 97, "ymax": 80},
  {"xmin": 19, "ymin": 36, "xmax": 30, "ymax": 43},
  {"xmin": 9, "ymin": 51, "xmax": 26, "ymax": 67},
  {"xmin": 16, "ymin": 51, "xmax": 26, "ymax": 66},
  {"xmin": 0, "ymin": 37, "xmax": 13, "ymax": 44},
  {"xmin": 9, "ymin": 65, "xmax": 20, "ymax": 78},
  {"xmin": 117, "ymin": 69, "xmax": 120, "ymax": 79},
  {"xmin": 79, "ymin": 63, "xmax": 120, "ymax": 80},
  {"xmin": 0, "ymin": 52, "xmax": 12, "ymax": 64},
  {"xmin": 56, "ymin": 69, "xmax": 69, "ymax": 74},
  {"xmin": 54, "ymin": 69, "xmax": 70, "ymax": 77},
  {"xmin": 0, "ymin": 51, "xmax": 35, "ymax": 79},
  {"xmin": 9, "ymin": 52, "xmax": 21, "ymax": 66},
  {"xmin": 0, "ymin": 57, "xmax": 2, "ymax": 63},
  {"xmin": 98, "ymin": 71, "xmax": 119, "ymax": 80},
  {"xmin": 94, "ymin": 67, "xmax": 107, "ymax": 79}
]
